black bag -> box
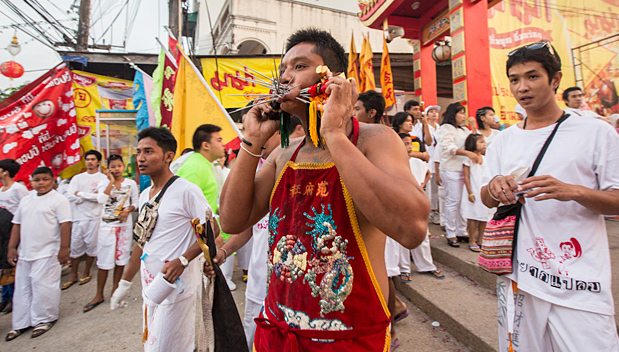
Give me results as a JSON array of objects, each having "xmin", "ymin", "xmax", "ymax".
[{"xmin": 133, "ymin": 176, "xmax": 178, "ymax": 248}]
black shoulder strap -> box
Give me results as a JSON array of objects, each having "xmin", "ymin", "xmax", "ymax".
[
  {"xmin": 154, "ymin": 175, "xmax": 179, "ymax": 203},
  {"xmin": 528, "ymin": 113, "xmax": 569, "ymax": 177}
]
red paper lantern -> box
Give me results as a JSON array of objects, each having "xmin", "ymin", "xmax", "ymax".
[{"xmin": 0, "ymin": 61, "xmax": 24, "ymax": 79}]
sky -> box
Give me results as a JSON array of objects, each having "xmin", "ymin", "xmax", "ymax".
[{"xmin": 0, "ymin": 0, "xmax": 360, "ymax": 89}]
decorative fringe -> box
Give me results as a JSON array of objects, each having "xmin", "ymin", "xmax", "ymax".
[
  {"xmin": 279, "ymin": 111, "xmax": 291, "ymax": 148},
  {"xmin": 142, "ymin": 305, "xmax": 149, "ymax": 343},
  {"xmin": 308, "ymin": 97, "xmax": 326, "ymax": 148}
]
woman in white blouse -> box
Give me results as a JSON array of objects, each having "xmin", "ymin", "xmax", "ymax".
[
  {"xmin": 475, "ymin": 106, "xmax": 501, "ymax": 147},
  {"xmin": 437, "ymin": 103, "xmax": 480, "ymax": 247}
]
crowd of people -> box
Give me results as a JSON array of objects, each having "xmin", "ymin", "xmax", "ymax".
[{"xmin": 0, "ymin": 28, "xmax": 618, "ymax": 352}]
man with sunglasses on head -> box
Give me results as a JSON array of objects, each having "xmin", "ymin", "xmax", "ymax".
[{"xmin": 481, "ymin": 41, "xmax": 619, "ymax": 351}]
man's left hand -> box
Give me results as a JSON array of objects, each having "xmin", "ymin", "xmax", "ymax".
[
  {"xmin": 118, "ymin": 210, "xmax": 130, "ymax": 223},
  {"xmin": 321, "ymin": 76, "xmax": 358, "ymax": 138},
  {"xmin": 519, "ymin": 175, "xmax": 578, "ymax": 202},
  {"xmin": 161, "ymin": 258, "xmax": 185, "ymax": 283}
]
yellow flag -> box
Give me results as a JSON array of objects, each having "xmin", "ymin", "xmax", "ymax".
[
  {"xmin": 359, "ymin": 34, "xmax": 376, "ymax": 92},
  {"xmin": 380, "ymin": 35, "xmax": 396, "ymax": 108},
  {"xmin": 172, "ymin": 50, "xmax": 242, "ymax": 158},
  {"xmin": 347, "ymin": 33, "xmax": 360, "ymax": 91}
]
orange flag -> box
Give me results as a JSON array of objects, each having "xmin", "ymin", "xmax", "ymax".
[
  {"xmin": 359, "ymin": 34, "xmax": 376, "ymax": 92},
  {"xmin": 380, "ymin": 35, "xmax": 396, "ymax": 108},
  {"xmin": 347, "ymin": 33, "xmax": 360, "ymax": 91}
]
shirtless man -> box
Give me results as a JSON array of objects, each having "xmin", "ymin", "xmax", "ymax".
[{"xmin": 219, "ymin": 28, "xmax": 429, "ymax": 351}]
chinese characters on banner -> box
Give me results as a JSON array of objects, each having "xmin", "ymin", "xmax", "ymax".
[
  {"xmin": 381, "ymin": 35, "xmax": 396, "ymax": 108},
  {"xmin": 0, "ymin": 64, "xmax": 80, "ymax": 186}
]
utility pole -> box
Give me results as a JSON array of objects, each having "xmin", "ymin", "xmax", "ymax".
[
  {"xmin": 168, "ymin": 0, "xmax": 182, "ymax": 41},
  {"xmin": 76, "ymin": 0, "xmax": 90, "ymax": 50}
]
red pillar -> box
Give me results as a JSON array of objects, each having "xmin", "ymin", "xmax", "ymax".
[
  {"xmin": 462, "ymin": 0, "xmax": 492, "ymax": 112},
  {"xmin": 420, "ymin": 42, "xmax": 437, "ymax": 106}
]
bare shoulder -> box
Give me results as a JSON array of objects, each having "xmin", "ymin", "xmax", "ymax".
[
  {"xmin": 357, "ymin": 123, "xmax": 399, "ymax": 152},
  {"xmin": 273, "ymin": 137, "xmax": 304, "ymax": 166}
]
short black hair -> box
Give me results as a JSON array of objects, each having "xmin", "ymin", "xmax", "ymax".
[
  {"xmin": 506, "ymin": 42, "xmax": 561, "ymax": 88},
  {"xmin": 398, "ymin": 132, "xmax": 411, "ymax": 140},
  {"xmin": 138, "ymin": 127, "xmax": 178, "ymax": 154},
  {"xmin": 107, "ymin": 154, "xmax": 124, "ymax": 165},
  {"xmin": 404, "ymin": 100, "xmax": 420, "ymax": 112},
  {"xmin": 465, "ymin": 133, "xmax": 483, "ymax": 152},
  {"xmin": 192, "ymin": 124, "xmax": 222, "ymax": 151},
  {"xmin": 475, "ymin": 106, "xmax": 495, "ymax": 130},
  {"xmin": 562, "ymin": 86, "xmax": 582, "ymax": 102},
  {"xmin": 84, "ymin": 150, "xmax": 102, "ymax": 162},
  {"xmin": 0, "ymin": 159, "xmax": 20, "ymax": 178},
  {"xmin": 357, "ymin": 90, "xmax": 386, "ymax": 123},
  {"xmin": 392, "ymin": 112, "xmax": 411, "ymax": 132},
  {"xmin": 441, "ymin": 102, "xmax": 466, "ymax": 129},
  {"xmin": 288, "ymin": 115, "xmax": 303, "ymax": 134},
  {"xmin": 181, "ymin": 148, "xmax": 194, "ymax": 155},
  {"xmin": 32, "ymin": 166, "xmax": 53, "ymax": 178},
  {"xmin": 285, "ymin": 28, "xmax": 347, "ymax": 74}
]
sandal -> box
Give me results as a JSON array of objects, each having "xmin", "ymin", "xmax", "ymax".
[
  {"xmin": 79, "ymin": 276, "xmax": 91, "ymax": 285},
  {"xmin": 399, "ymin": 273, "xmax": 412, "ymax": 283},
  {"xmin": 31, "ymin": 321, "xmax": 56, "ymax": 338},
  {"xmin": 83, "ymin": 300, "xmax": 104, "ymax": 313},
  {"xmin": 469, "ymin": 245, "xmax": 481, "ymax": 253},
  {"xmin": 447, "ymin": 239, "xmax": 460, "ymax": 247},
  {"xmin": 5, "ymin": 328, "xmax": 26, "ymax": 341},
  {"xmin": 456, "ymin": 236, "xmax": 470, "ymax": 243},
  {"xmin": 61, "ymin": 280, "xmax": 76, "ymax": 290},
  {"xmin": 429, "ymin": 269, "xmax": 445, "ymax": 279},
  {"xmin": 390, "ymin": 337, "xmax": 401, "ymax": 351},
  {"xmin": 393, "ymin": 308, "xmax": 409, "ymax": 323},
  {"xmin": 242, "ymin": 274, "xmax": 248, "ymax": 283}
]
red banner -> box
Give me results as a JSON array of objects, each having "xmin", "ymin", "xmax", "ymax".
[
  {"xmin": 0, "ymin": 64, "xmax": 80, "ymax": 187},
  {"xmin": 159, "ymin": 53, "xmax": 177, "ymax": 129},
  {"xmin": 488, "ymin": 27, "xmax": 553, "ymax": 50}
]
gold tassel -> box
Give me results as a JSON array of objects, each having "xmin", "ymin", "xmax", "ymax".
[
  {"xmin": 142, "ymin": 305, "xmax": 149, "ymax": 343},
  {"xmin": 309, "ymin": 100, "xmax": 319, "ymax": 147}
]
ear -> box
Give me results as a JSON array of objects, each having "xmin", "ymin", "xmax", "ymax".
[
  {"xmin": 164, "ymin": 151, "xmax": 175, "ymax": 164},
  {"xmin": 201, "ymin": 141, "xmax": 210, "ymax": 151},
  {"xmin": 369, "ymin": 109, "xmax": 376, "ymax": 118},
  {"xmin": 551, "ymin": 71, "xmax": 563, "ymax": 91}
]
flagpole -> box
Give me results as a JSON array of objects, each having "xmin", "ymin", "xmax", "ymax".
[
  {"xmin": 177, "ymin": 46, "xmax": 244, "ymax": 139},
  {"xmin": 127, "ymin": 61, "xmax": 153, "ymax": 80},
  {"xmin": 155, "ymin": 37, "xmax": 178, "ymax": 67}
]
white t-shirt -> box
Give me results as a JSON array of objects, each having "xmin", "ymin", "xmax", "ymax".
[
  {"xmin": 483, "ymin": 116, "xmax": 619, "ymax": 315},
  {"xmin": 481, "ymin": 128, "xmax": 500, "ymax": 147},
  {"xmin": 246, "ymin": 215, "xmax": 269, "ymax": 304},
  {"xmin": 409, "ymin": 158, "xmax": 429, "ymax": 186},
  {"xmin": 67, "ymin": 172, "xmax": 108, "ymax": 221},
  {"xmin": 461, "ymin": 156, "xmax": 493, "ymax": 221},
  {"xmin": 97, "ymin": 178, "xmax": 139, "ymax": 226},
  {"xmin": 140, "ymin": 177, "xmax": 210, "ymax": 299},
  {"xmin": 437, "ymin": 124, "xmax": 471, "ymax": 172},
  {"xmin": 0, "ymin": 182, "xmax": 29, "ymax": 215},
  {"xmin": 12, "ymin": 190, "xmax": 72, "ymax": 261},
  {"xmin": 564, "ymin": 108, "xmax": 601, "ymax": 119}
]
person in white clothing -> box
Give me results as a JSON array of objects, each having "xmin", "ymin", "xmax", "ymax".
[
  {"xmin": 432, "ymin": 143, "xmax": 446, "ymax": 227},
  {"xmin": 111, "ymin": 127, "xmax": 210, "ymax": 352},
  {"xmin": 397, "ymin": 133, "xmax": 444, "ymax": 281},
  {"xmin": 83, "ymin": 154, "xmax": 139, "ymax": 313},
  {"xmin": 562, "ymin": 86, "xmax": 605, "ymax": 120},
  {"xmin": 461, "ymin": 134, "xmax": 492, "ymax": 252},
  {"xmin": 437, "ymin": 103, "xmax": 480, "ymax": 247},
  {"xmin": 423, "ymin": 105, "xmax": 441, "ymax": 224},
  {"xmin": 475, "ymin": 107, "xmax": 501, "ymax": 147},
  {"xmin": 482, "ymin": 41, "xmax": 619, "ymax": 351},
  {"xmin": 63, "ymin": 150, "xmax": 108, "ymax": 289},
  {"xmin": 0, "ymin": 159, "xmax": 29, "ymax": 314},
  {"xmin": 405, "ymin": 100, "xmax": 433, "ymax": 147},
  {"xmin": 5, "ymin": 167, "xmax": 72, "ymax": 341}
]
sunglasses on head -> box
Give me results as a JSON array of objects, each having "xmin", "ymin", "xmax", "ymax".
[{"xmin": 508, "ymin": 41, "xmax": 555, "ymax": 57}]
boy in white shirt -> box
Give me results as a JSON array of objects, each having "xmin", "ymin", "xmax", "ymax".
[
  {"xmin": 110, "ymin": 127, "xmax": 209, "ymax": 352},
  {"xmin": 0, "ymin": 159, "xmax": 29, "ymax": 313},
  {"xmin": 483, "ymin": 42, "xmax": 619, "ymax": 351},
  {"xmin": 5, "ymin": 167, "xmax": 72, "ymax": 340},
  {"xmin": 63, "ymin": 150, "xmax": 108, "ymax": 289}
]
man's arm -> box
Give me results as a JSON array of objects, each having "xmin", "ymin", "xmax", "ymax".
[
  {"xmin": 7, "ymin": 224, "xmax": 20, "ymax": 266},
  {"xmin": 121, "ymin": 243, "xmax": 143, "ymax": 282},
  {"xmin": 410, "ymin": 152, "xmax": 429, "ymax": 162},
  {"xmin": 57, "ymin": 222, "xmax": 71, "ymax": 264},
  {"xmin": 213, "ymin": 227, "xmax": 253, "ymax": 265},
  {"xmin": 161, "ymin": 241, "xmax": 203, "ymax": 283},
  {"xmin": 77, "ymin": 190, "xmax": 100, "ymax": 202},
  {"xmin": 66, "ymin": 177, "xmax": 82, "ymax": 204},
  {"xmin": 422, "ymin": 118, "xmax": 432, "ymax": 146}
]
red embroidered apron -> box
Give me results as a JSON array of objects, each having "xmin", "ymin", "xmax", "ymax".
[{"xmin": 254, "ymin": 118, "xmax": 391, "ymax": 352}]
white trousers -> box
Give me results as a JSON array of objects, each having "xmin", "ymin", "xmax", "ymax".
[
  {"xmin": 442, "ymin": 170, "xmax": 466, "ymax": 239},
  {"xmin": 438, "ymin": 184, "xmax": 446, "ymax": 227},
  {"xmin": 497, "ymin": 277, "xmax": 619, "ymax": 352},
  {"xmin": 13, "ymin": 256, "xmax": 61, "ymax": 329},
  {"xmin": 220, "ymin": 253, "xmax": 235, "ymax": 283},
  {"xmin": 398, "ymin": 234, "xmax": 437, "ymax": 274},
  {"xmin": 236, "ymin": 236, "xmax": 253, "ymax": 271},
  {"xmin": 144, "ymin": 292, "xmax": 197, "ymax": 352},
  {"xmin": 428, "ymin": 173, "xmax": 439, "ymax": 211},
  {"xmin": 384, "ymin": 236, "xmax": 400, "ymax": 278},
  {"xmin": 70, "ymin": 219, "xmax": 100, "ymax": 257},
  {"xmin": 243, "ymin": 299, "xmax": 263, "ymax": 350}
]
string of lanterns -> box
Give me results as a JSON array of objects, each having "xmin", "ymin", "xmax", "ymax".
[{"xmin": 1, "ymin": 32, "xmax": 24, "ymax": 79}]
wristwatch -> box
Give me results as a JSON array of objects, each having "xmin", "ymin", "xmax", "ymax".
[{"xmin": 178, "ymin": 255, "xmax": 189, "ymax": 268}]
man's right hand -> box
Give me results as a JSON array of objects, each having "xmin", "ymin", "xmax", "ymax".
[
  {"xmin": 7, "ymin": 248, "xmax": 17, "ymax": 266},
  {"xmin": 242, "ymin": 102, "xmax": 281, "ymax": 149}
]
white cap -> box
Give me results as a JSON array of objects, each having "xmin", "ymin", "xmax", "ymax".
[
  {"xmin": 514, "ymin": 104, "xmax": 527, "ymax": 119},
  {"xmin": 424, "ymin": 105, "xmax": 441, "ymax": 115}
]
